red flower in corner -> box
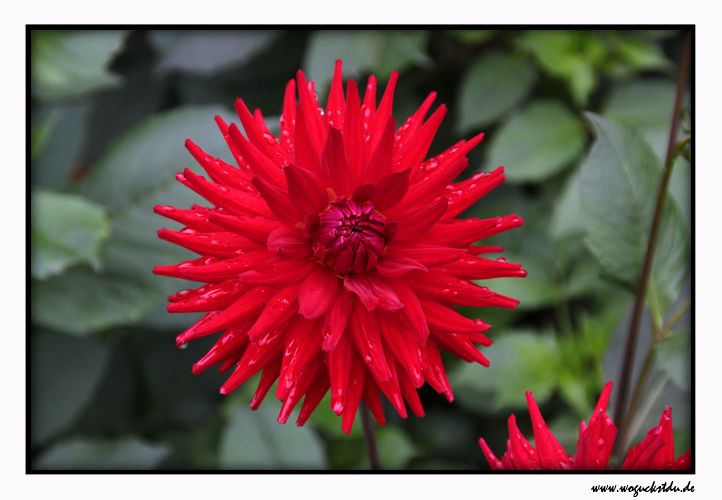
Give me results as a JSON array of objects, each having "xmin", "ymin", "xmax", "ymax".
[
  {"xmin": 154, "ymin": 60, "xmax": 525, "ymax": 433},
  {"xmin": 479, "ymin": 381, "xmax": 691, "ymax": 470}
]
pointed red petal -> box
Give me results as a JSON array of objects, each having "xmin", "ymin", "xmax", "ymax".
[
  {"xmin": 181, "ymin": 168, "xmax": 272, "ymax": 217},
  {"xmin": 325, "ymin": 60, "xmax": 345, "ymax": 130},
  {"xmin": 371, "ymin": 168, "xmax": 411, "ymax": 212},
  {"xmin": 386, "ymin": 279, "xmax": 429, "ymax": 345},
  {"xmin": 278, "ymin": 352, "xmax": 325, "ymax": 424},
  {"xmin": 366, "ymin": 71, "xmax": 398, "ymax": 155},
  {"xmin": 322, "ymin": 286, "xmax": 354, "ymax": 351},
  {"xmin": 298, "ymin": 266, "xmax": 338, "ymax": 320},
  {"xmin": 397, "ymin": 363, "xmax": 425, "ymax": 417},
  {"xmin": 395, "ymin": 104, "xmax": 446, "ymax": 173},
  {"xmin": 653, "ymin": 408, "xmax": 675, "ymax": 469},
  {"xmin": 621, "ymin": 424, "xmax": 666, "ymax": 470},
  {"xmin": 319, "ymin": 126, "xmax": 353, "ymax": 196},
  {"xmin": 376, "ymin": 253, "xmax": 428, "ymax": 278},
  {"xmin": 422, "ymin": 338, "xmax": 453, "ymax": 402},
  {"xmin": 185, "ymin": 139, "xmax": 255, "ymax": 193},
  {"xmin": 386, "ymin": 244, "xmax": 467, "ymax": 270},
  {"xmin": 294, "ymin": 103, "xmax": 320, "ymax": 174},
  {"xmin": 266, "ymin": 226, "xmax": 313, "ymax": 260},
  {"xmin": 276, "ymin": 316, "xmax": 323, "ymax": 401},
  {"xmin": 247, "ymin": 282, "xmax": 301, "ymax": 341},
  {"xmin": 167, "ymin": 280, "xmax": 249, "ymax": 313},
  {"xmin": 192, "ymin": 324, "xmax": 251, "ymax": 374},
  {"xmin": 394, "ymin": 196, "xmax": 449, "ymax": 241},
  {"xmin": 341, "ymin": 353, "xmax": 367, "ymax": 435},
  {"xmin": 296, "ymin": 372, "xmax": 330, "ymax": 427},
  {"xmin": 344, "ymin": 273, "xmax": 404, "ymax": 312},
  {"xmin": 285, "ymin": 163, "xmax": 329, "ymax": 214},
  {"xmin": 237, "ymin": 256, "xmax": 316, "ymax": 286},
  {"xmin": 251, "ymin": 175, "xmax": 306, "ymax": 226},
  {"xmin": 228, "ymin": 122, "xmax": 287, "ymax": 188},
  {"xmin": 343, "ymin": 80, "xmax": 366, "ymax": 177},
  {"xmin": 377, "ymin": 313, "xmax": 426, "ymax": 388},
  {"xmin": 158, "ymin": 227, "xmax": 257, "ymax": 259},
  {"xmin": 441, "ymin": 167, "xmax": 506, "ymax": 221},
  {"xmin": 280, "ymin": 80, "xmax": 296, "ymax": 156},
  {"xmin": 220, "ymin": 325, "xmax": 286, "ymax": 394},
  {"xmin": 207, "ymin": 212, "xmax": 283, "ymax": 245},
  {"xmin": 325, "ymin": 332, "xmax": 354, "ymax": 415},
  {"xmin": 479, "ymin": 438, "xmax": 505, "ymax": 470},
  {"xmin": 296, "ymin": 70, "xmax": 326, "ymax": 158},
  {"xmin": 574, "ymin": 381, "xmax": 616, "ymax": 470},
  {"xmin": 250, "ymin": 356, "xmax": 282, "ymax": 410},
  {"xmin": 418, "ymin": 297, "xmax": 489, "ymax": 334},
  {"xmin": 346, "ymin": 297, "xmax": 392, "ymax": 381},
  {"xmin": 507, "ymin": 414, "xmax": 540, "ymax": 469},
  {"xmin": 362, "ymin": 371, "xmax": 386, "ymax": 425},
  {"xmin": 234, "ymin": 98, "xmax": 291, "ymax": 168},
  {"xmin": 192, "ymin": 286, "xmax": 274, "ymax": 338},
  {"xmin": 360, "ymin": 115, "xmax": 396, "ymax": 186},
  {"xmin": 155, "ymin": 204, "xmax": 223, "ymax": 232},
  {"xmin": 526, "ymin": 390, "xmax": 572, "ymax": 470}
]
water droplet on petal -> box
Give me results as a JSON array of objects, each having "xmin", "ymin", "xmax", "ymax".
[{"xmin": 179, "ymin": 343, "xmax": 188, "ymax": 350}]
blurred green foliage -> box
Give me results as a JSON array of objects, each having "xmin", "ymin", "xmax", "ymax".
[{"xmin": 30, "ymin": 29, "xmax": 691, "ymax": 470}]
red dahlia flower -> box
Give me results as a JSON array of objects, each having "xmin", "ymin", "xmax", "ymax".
[
  {"xmin": 154, "ymin": 60, "xmax": 525, "ymax": 434},
  {"xmin": 479, "ymin": 382, "xmax": 691, "ymax": 470}
]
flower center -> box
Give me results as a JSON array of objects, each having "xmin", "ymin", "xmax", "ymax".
[{"xmin": 313, "ymin": 197, "xmax": 386, "ymax": 275}]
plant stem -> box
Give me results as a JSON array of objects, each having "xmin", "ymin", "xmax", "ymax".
[
  {"xmin": 624, "ymin": 372, "xmax": 671, "ymax": 456},
  {"xmin": 616, "ymin": 347, "xmax": 655, "ymax": 456},
  {"xmin": 612, "ymin": 31, "xmax": 691, "ymax": 445},
  {"xmin": 661, "ymin": 297, "xmax": 691, "ymax": 339},
  {"xmin": 360, "ymin": 400, "xmax": 382, "ymax": 470}
]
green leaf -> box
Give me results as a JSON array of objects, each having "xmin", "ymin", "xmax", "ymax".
[
  {"xmin": 456, "ymin": 51, "xmax": 536, "ymax": 132},
  {"xmin": 149, "ymin": 30, "xmax": 279, "ymax": 76},
  {"xmin": 33, "ymin": 106, "xmax": 234, "ymax": 335},
  {"xmin": 647, "ymin": 200, "xmax": 690, "ymax": 327},
  {"xmin": 480, "ymin": 251, "xmax": 562, "ymax": 311},
  {"xmin": 447, "ymin": 30, "xmax": 497, "ymax": 45},
  {"xmin": 654, "ymin": 330, "xmax": 691, "ymax": 391},
  {"xmin": 31, "ymin": 331, "xmax": 111, "ymax": 446},
  {"xmin": 31, "ymin": 30, "xmax": 128, "ymax": 101},
  {"xmin": 34, "ymin": 437, "xmax": 169, "ymax": 470},
  {"xmin": 603, "ymin": 79, "xmax": 679, "ymax": 159},
  {"xmin": 31, "ymin": 110, "xmax": 61, "ymax": 160},
  {"xmin": 485, "ymin": 100, "xmax": 586, "ymax": 183},
  {"xmin": 580, "ymin": 113, "xmax": 661, "ymax": 290},
  {"xmin": 219, "ymin": 398, "xmax": 326, "ymax": 469},
  {"xmin": 304, "ymin": 31, "xmax": 431, "ymax": 93},
  {"xmin": 550, "ymin": 170, "xmax": 585, "ymax": 240},
  {"xmin": 517, "ymin": 30, "xmax": 603, "ymax": 106},
  {"xmin": 615, "ymin": 39, "xmax": 670, "ymax": 73},
  {"xmin": 77, "ymin": 105, "xmax": 234, "ymax": 212},
  {"xmin": 31, "ymin": 191, "xmax": 111, "ymax": 280},
  {"xmin": 31, "ymin": 101, "xmax": 91, "ymax": 187},
  {"xmin": 580, "ymin": 113, "xmax": 690, "ymax": 317},
  {"xmin": 450, "ymin": 331, "xmax": 561, "ymax": 414},
  {"xmin": 376, "ymin": 427, "xmax": 417, "ymax": 469}
]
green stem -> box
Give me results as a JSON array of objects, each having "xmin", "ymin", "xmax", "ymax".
[
  {"xmin": 615, "ymin": 347, "xmax": 655, "ymax": 459},
  {"xmin": 612, "ymin": 30, "xmax": 690, "ymax": 440},
  {"xmin": 360, "ymin": 400, "xmax": 382, "ymax": 470},
  {"xmin": 622, "ymin": 372, "xmax": 671, "ymax": 456},
  {"xmin": 661, "ymin": 297, "xmax": 691, "ymax": 340}
]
